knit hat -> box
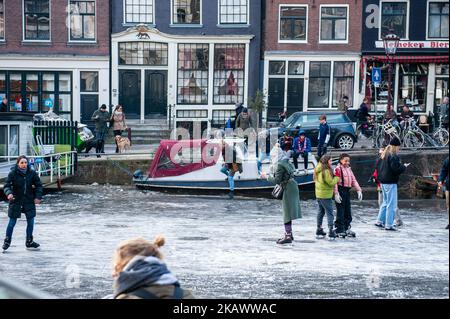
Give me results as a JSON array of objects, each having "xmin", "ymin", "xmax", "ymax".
[
  {"xmin": 299, "ymin": 130, "xmax": 306, "ymax": 136},
  {"xmin": 389, "ymin": 137, "xmax": 401, "ymax": 146}
]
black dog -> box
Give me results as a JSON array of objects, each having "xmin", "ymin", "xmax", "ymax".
[{"xmin": 83, "ymin": 138, "xmax": 104, "ymax": 156}]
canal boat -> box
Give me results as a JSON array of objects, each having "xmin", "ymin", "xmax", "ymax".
[{"xmin": 133, "ymin": 138, "xmax": 317, "ymax": 191}]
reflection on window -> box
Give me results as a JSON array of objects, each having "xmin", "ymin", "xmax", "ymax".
[
  {"xmin": 24, "ymin": 0, "xmax": 50, "ymax": 40},
  {"xmin": 269, "ymin": 61, "xmax": 286, "ymax": 75},
  {"xmin": 288, "ymin": 62, "xmax": 304, "ymax": 75},
  {"xmin": 173, "ymin": 0, "xmax": 201, "ymax": 24},
  {"xmin": 333, "ymin": 62, "xmax": 354, "ymax": 107},
  {"xmin": 212, "ymin": 109, "xmax": 234, "ymax": 128},
  {"xmin": 381, "ymin": 2, "xmax": 408, "ymax": 38},
  {"xmin": 428, "ymin": 2, "xmax": 449, "ymax": 39},
  {"xmin": 397, "ymin": 64, "xmax": 428, "ymax": 113},
  {"xmin": 213, "ymin": 44, "xmax": 245, "ymax": 104},
  {"xmin": 320, "ymin": 7, "xmax": 347, "ymax": 41},
  {"xmin": 70, "ymin": 1, "xmax": 96, "ymax": 41},
  {"xmin": 81, "ymin": 72, "xmax": 98, "ymax": 92},
  {"xmin": 9, "ymin": 125, "xmax": 19, "ymax": 157},
  {"xmin": 0, "ymin": 125, "xmax": 7, "ymax": 163},
  {"xmin": 119, "ymin": 42, "xmax": 168, "ymax": 65},
  {"xmin": 0, "ymin": 0, "xmax": 4, "ymax": 39},
  {"xmin": 178, "ymin": 44, "xmax": 209, "ymax": 104},
  {"xmin": 308, "ymin": 62, "xmax": 331, "ymax": 108},
  {"xmin": 219, "ymin": 0, "xmax": 248, "ymax": 24},
  {"xmin": 125, "ymin": 0, "xmax": 153, "ymax": 24},
  {"xmin": 280, "ymin": 6, "xmax": 307, "ymax": 41}
]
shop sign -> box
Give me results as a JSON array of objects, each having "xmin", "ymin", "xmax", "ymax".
[{"xmin": 375, "ymin": 41, "xmax": 449, "ymax": 49}]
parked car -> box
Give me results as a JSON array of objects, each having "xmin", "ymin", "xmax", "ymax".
[
  {"xmin": 0, "ymin": 277, "xmax": 54, "ymax": 299},
  {"xmin": 262, "ymin": 111, "xmax": 358, "ymax": 152}
]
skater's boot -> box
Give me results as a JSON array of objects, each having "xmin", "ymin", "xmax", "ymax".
[
  {"xmin": 2, "ymin": 237, "xmax": 11, "ymax": 252},
  {"xmin": 25, "ymin": 237, "xmax": 40, "ymax": 251},
  {"xmin": 336, "ymin": 231, "xmax": 347, "ymax": 238},
  {"xmin": 277, "ymin": 233, "xmax": 293, "ymax": 245},
  {"xmin": 316, "ymin": 227, "xmax": 327, "ymax": 239},
  {"xmin": 328, "ymin": 228, "xmax": 337, "ymax": 240},
  {"xmin": 346, "ymin": 226, "xmax": 356, "ymax": 238}
]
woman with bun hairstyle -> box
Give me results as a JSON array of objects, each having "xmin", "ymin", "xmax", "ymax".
[{"xmin": 112, "ymin": 235, "xmax": 194, "ymax": 299}]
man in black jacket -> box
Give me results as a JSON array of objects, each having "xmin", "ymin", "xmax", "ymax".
[
  {"xmin": 438, "ymin": 157, "xmax": 449, "ymax": 229},
  {"xmin": 2, "ymin": 156, "xmax": 43, "ymax": 252},
  {"xmin": 0, "ymin": 97, "xmax": 8, "ymax": 112}
]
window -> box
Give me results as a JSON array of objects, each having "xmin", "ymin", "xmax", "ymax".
[
  {"xmin": 428, "ymin": 2, "xmax": 449, "ymax": 39},
  {"xmin": 124, "ymin": 0, "xmax": 153, "ymax": 24},
  {"xmin": 219, "ymin": 0, "xmax": 248, "ymax": 24},
  {"xmin": 0, "ymin": 126, "xmax": 7, "ymax": 163},
  {"xmin": 213, "ymin": 44, "xmax": 245, "ymax": 104},
  {"xmin": 288, "ymin": 61, "xmax": 304, "ymax": 75},
  {"xmin": 177, "ymin": 110, "xmax": 208, "ymax": 118},
  {"xmin": 23, "ymin": 0, "xmax": 50, "ymax": 40},
  {"xmin": 308, "ymin": 62, "xmax": 331, "ymax": 108},
  {"xmin": 279, "ymin": 6, "xmax": 307, "ymax": 41},
  {"xmin": 177, "ymin": 44, "xmax": 209, "ymax": 105},
  {"xmin": 80, "ymin": 71, "xmax": 98, "ymax": 92},
  {"xmin": 119, "ymin": 42, "xmax": 168, "ymax": 65},
  {"xmin": 70, "ymin": 1, "xmax": 95, "ymax": 41},
  {"xmin": 173, "ymin": 0, "xmax": 201, "ymax": 24},
  {"xmin": 380, "ymin": 2, "xmax": 408, "ymax": 39},
  {"xmin": 212, "ymin": 110, "xmax": 234, "ymax": 128},
  {"xmin": 0, "ymin": 0, "xmax": 4, "ymax": 40},
  {"xmin": 397, "ymin": 64, "xmax": 428, "ymax": 113},
  {"xmin": 435, "ymin": 64, "xmax": 449, "ymax": 109},
  {"xmin": 333, "ymin": 62, "xmax": 354, "ymax": 107},
  {"xmin": 0, "ymin": 73, "xmax": 5, "ymax": 101},
  {"xmin": 269, "ymin": 61, "xmax": 286, "ymax": 75},
  {"xmin": 320, "ymin": 6, "xmax": 348, "ymax": 41}
]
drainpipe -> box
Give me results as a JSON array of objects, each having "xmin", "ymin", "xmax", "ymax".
[{"xmin": 108, "ymin": 0, "xmax": 113, "ymax": 110}]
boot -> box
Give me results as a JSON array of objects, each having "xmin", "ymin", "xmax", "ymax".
[
  {"xmin": 316, "ymin": 227, "xmax": 327, "ymax": 239},
  {"xmin": 346, "ymin": 226, "xmax": 356, "ymax": 238},
  {"xmin": 2, "ymin": 237, "xmax": 11, "ymax": 252},
  {"xmin": 328, "ymin": 227, "xmax": 337, "ymax": 240},
  {"xmin": 277, "ymin": 233, "xmax": 293, "ymax": 245},
  {"xmin": 26, "ymin": 237, "xmax": 40, "ymax": 250}
]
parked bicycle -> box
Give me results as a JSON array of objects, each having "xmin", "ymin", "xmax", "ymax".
[
  {"xmin": 374, "ymin": 118, "xmax": 426, "ymax": 149},
  {"xmin": 431, "ymin": 115, "xmax": 449, "ymax": 147}
]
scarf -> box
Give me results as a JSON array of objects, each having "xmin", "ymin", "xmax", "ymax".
[{"xmin": 113, "ymin": 256, "xmax": 178, "ymax": 298}]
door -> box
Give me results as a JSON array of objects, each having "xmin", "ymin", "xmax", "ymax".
[
  {"xmin": 287, "ymin": 78, "xmax": 304, "ymax": 116},
  {"xmin": 268, "ymin": 78, "xmax": 285, "ymax": 121},
  {"xmin": 119, "ymin": 70, "xmax": 141, "ymax": 119},
  {"xmin": 80, "ymin": 94, "xmax": 99, "ymax": 130},
  {"xmin": 145, "ymin": 70, "xmax": 167, "ymax": 117}
]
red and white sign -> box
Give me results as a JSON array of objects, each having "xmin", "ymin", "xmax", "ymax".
[{"xmin": 375, "ymin": 41, "xmax": 449, "ymax": 49}]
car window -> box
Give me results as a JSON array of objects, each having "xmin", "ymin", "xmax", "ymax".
[{"xmin": 326, "ymin": 114, "xmax": 347, "ymax": 123}]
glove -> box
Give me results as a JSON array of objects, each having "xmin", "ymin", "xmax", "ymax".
[
  {"xmin": 334, "ymin": 193, "xmax": 342, "ymax": 204},
  {"xmin": 357, "ymin": 191, "xmax": 363, "ymax": 201}
]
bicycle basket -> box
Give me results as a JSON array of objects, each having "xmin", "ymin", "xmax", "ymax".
[{"xmin": 383, "ymin": 122, "xmax": 396, "ymax": 134}]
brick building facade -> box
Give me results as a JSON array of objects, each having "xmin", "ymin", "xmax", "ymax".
[
  {"xmin": 262, "ymin": 0, "xmax": 363, "ymax": 121},
  {"xmin": 0, "ymin": 0, "xmax": 110, "ymax": 122}
]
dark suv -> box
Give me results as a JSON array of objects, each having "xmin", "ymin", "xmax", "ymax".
[{"xmin": 263, "ymin": 111, "xmax": 357, "ymax": 150}]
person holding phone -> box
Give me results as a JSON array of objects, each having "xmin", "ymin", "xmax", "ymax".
[{"xmin": 375, "ymin": 138, "xmax": 409, "ymax": 231}]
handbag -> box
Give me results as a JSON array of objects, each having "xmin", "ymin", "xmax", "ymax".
[{"xmin": 272, "ymin": 183, "xmax": 284, "ymax": 200}]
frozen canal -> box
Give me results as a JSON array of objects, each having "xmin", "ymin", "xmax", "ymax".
[{"xmin": 0, "ymin": 185, "xmax": 448, "ymax": 299}]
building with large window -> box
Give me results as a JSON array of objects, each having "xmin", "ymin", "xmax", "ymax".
[
  {"xmin": 361, "ymin": 0, "xmax": 449, "ymax": 118},
  {"xmin": 263, "ymin": 0, "xmax": 363, "ymax": 122},
  {"xmin": 111, "ymin": 0, "xmax": 261, "ymax": 133},
  {"xmin": 0, "ymin": 0, "xmax": 110, "ymax": 124}
]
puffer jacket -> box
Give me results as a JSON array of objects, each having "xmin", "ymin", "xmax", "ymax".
[
  {"xmin": 334, "ymin": 164, "xmax": 362, "ymax": 193},
  {"xmin": 314, "ymin": 163, "xmax": 340, "ymax": 199}
]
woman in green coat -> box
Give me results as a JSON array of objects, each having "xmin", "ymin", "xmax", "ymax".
[{"xmin": 262, "ymin": 147, "xmax": 302, "ymax": 245}]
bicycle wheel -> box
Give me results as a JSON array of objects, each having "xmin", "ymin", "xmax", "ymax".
[
  {"xmin": 432, "ymin": 129, "xmax": 449, "ymax": 147},
  {"xmin": 376, "ymin": 132, "xmax": 391, "ymax": 148},
  {"xmin": 403, "ymin": 131, "xmax": 425, "ymax": 149}
]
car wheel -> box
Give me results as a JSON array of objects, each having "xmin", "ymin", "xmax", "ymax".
[{"xmin": 336, "ymin": 134, "xmax": 355, "ymax": 150}]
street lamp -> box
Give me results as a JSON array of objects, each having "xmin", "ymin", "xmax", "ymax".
[{"xmin": 383, "ymin": 29, "xmax": 400, "ymax": 112}]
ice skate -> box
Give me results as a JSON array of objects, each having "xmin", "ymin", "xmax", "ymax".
[
  {"xmin": 328, "ymin": 228, "xmax": 337, "ymax": 241},
  {"xmin": 2, "ymin": 237, "xmax": 11, "ymax": 253},
  {"xmin": 315, "ymin": 227, "xmax": 327, "ymax": 239},
  {"xmin": 336, "ymin": 231, "xmax": 347, "ymax": 239},
  {"xmin": 25, "ymin": 237, "xmax": 40, "ymax": 251},
  {"xmin": 276, "ymin": 233, "xmax": 293, "ymax": 245},
  {"xmin": 384, "ymin": 225, "xmax": 398, "ymax": 231},
  {"xmin": 346, "ymin": 227, "xmax": 356, "ymax": 238},
  {"xmin": 375, "ymin": 222, "xmax": 385, "ymax": 228}
]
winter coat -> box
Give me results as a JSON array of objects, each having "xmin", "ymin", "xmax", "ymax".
[
  {"xmin": 235, "ymin": 113, "xmax": 253, "ymax": 131},
  {"xmin": 280, "ymin": 135, "xmax": 293, "ymax": 152},
  {"xmin": 438, "ymin": 157, "xmax": 449, "ymax": 190},
  {"xmin": 268, "ymin": 159, "xmax": 302, "ymax": 223},
  {"xmin": 91, "ymin": 109, "xmax": 110, "ymax": 132},
  {"xmin": 440, "ymin": 103, "xmax": 449, "ymax": 124},
  {"xmin": 400, "ymin": 110, "xmax": 414, "ymax": 121},
  {"xmin": 0, "ymin": 102, "xmax": 7, "ymax": 112},
  {"xmin": 111, "ymin": 112, "xmax": 127, "ymax": 131},
  {"xmin": 334, "ymin": 164, "xmax": 362, "ymax": 193},
  {"xmin": 114, "ymin": 256, "xmax": 194, "ymax": 300},
  {"xmin": 318, "ymin": 122, "xmax": 331, "ymax": 145},
  {"xmin": 293, "ymin": 137, "xmax": 311, "ymax": 153},
  {"xmin": 3, "ymin": 166, "xmax": 43, "ymax": 219},
  {"xmin": 376, "ymin": 154, "xmax": 406, "ymax": 184},
  {"xmin": 314, "ymin": 162, "xmax": 340, "ymax": 199},
  {"xmin": 357, "ymin": 103, "xmax": 370, "ymax": 121}
]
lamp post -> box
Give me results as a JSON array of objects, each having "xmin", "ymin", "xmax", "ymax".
[{"xmin": 383, "ymin": 29, "xmax": 400, "ymax": 113}]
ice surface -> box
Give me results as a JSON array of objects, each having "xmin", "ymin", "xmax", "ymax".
[{"xmin": 0, "ymin": 185, "xmax": 448, "ymax": 299}]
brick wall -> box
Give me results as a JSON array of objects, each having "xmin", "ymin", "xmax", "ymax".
[
  {"xmin": 0, "ymin": 0, "xmax": 109, "ymax": 56},
  {"xmin": 264, "ymin": 0, "xmax": 362, "ymax": 53}
]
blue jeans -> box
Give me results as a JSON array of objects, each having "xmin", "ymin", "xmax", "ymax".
[
  {"xmin": 317, "ymin": 199, "xmax": 334, "ymax": 228},
  {"xmin": 220, "ymin": 166, "xmax": 235, "ymax": 191},
  {"xmin": 377, "ymin": 184, "xmax": 398, "ymax": 227},
  {"xmin": 257, "ymin": 152, "xmax": 270, "ymax": 174},
  {"xmin": 6, "ymin": 217, "xmax": 35, "ymax": 239}
]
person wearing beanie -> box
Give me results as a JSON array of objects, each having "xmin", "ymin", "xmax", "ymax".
[
  {"xmin": 292, "ymin": 130, "xmax": 312, "ymax": 170},
  {"xmin": 375, "ymin": 137, "xmax": 410, "ymax": 231},
  {"xmin": 112, "ymin": 235, "xmax": 194, "ymax": 299}
]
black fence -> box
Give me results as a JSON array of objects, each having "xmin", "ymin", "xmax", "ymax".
[{"xmin": 33, "ymin": 120, "xmax": 79, "ymax": 151}]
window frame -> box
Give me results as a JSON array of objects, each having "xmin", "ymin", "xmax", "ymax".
[
  {"xmin": 378, "ymin": 0, "xmax": 410, "ymax": 40},
  {"xmin": 123, "ymin": 0, "xmax": 155, "ymax": 25},
  {"xmin": 278, "ymin": 4, "xmax": 308, "ymax": 44},
  {"xmin": 22, "ymin": 0, "xmax": 51, "ymax": 42},
  {"xmin": 308, "ymin": 61, "xmax": 332, "ymax": 109},
  {"xmin": 171, "ymin": 0, "xmax": 202, "ymax": 26},
  {"xmin": 218, "ymin": 0, "xmax": 250, "ymax": 26},
  {"xmin": 426, "ymin": 0, "xmax": 449, "ymax": 40},
  {"xmin": 118, "ymin": 41, "xmax": 169, "ymax": 66},
  {"xmin": 80, "ymin": 71, "xmax": 99, "ymax": 93},
  {"xmin": 319, "ymin": 4, "xmax": 349, "ymax": 44},
  {"xmin": 68, "ymin": 0, "xmax": 97, "ymax": 43},
  {"xmin": 332, "ymin": 61, "xmax": 355, "ymax": 108},
  {"xmin": 0, "ymin": 0, "xmax": 5, "ymax": 41}
]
